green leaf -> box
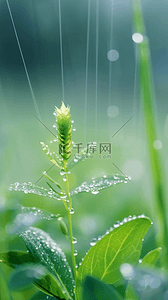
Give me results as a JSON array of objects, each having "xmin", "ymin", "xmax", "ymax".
[
  {"xmin": 75, "ymin": 216, "xmax": 151, "ymax": 300},
  {"xmin": 70, "ymin": 175, "xmax": 129, "ymax": 196},
  {"xmin": 30, "ymin": 291, "xmax": 58, "ymax": 299},
  {"xmin": 0, "ymin": 251, "xmax": 68, "ymax": 299},
  {"xmin": 125, "ymin": 282, "xmax": 139, "ymax": 300},
  {"xmin": 0, "ymin": 250, "xmax": 35, "ymax": 268},
  {"xmin": 8, "ymin": 264, "xmax": 47, "ymax": 290},
  {"xmin": 0, "ymin": 271, "xmax": 13, "ymax": 300},
  {"xmin": 125, "ymin": 247, "xmax": 162, "ymax": 299},
  {"xmin": 125, "ymin": 265, "xmax": 168, "ymax": 300},
  {"xmin": 19, "ymin": 227, "xmax": 75, "ymax": 300},
  {"xmin": 141, "ymin": 247, "xmax": 162, "ymax": 267},
  {"xmin": 9, "ymin": 182, "xmax": 61, "ymax": 201},
  {"xmin": 7, "ymin": 206, "xmax": 60, "ymax": 235},
  {"xmin": 132, "ymin": 0, "xmax": 168, "ymax": 268},
  {"xmin": 82, "ymin": 275, "xmax": 123, "ymax": 300},
  {"xmin": 40, "ymin": 141, "xmax": 62, "ymax": 169}
]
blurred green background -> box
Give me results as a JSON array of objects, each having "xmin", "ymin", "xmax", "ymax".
[{"xmin": 0, "ymin": 0, "xmax": 168, "ymax": 299}]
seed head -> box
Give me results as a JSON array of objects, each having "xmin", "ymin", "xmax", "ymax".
[{"xmin": 55, "ymin": 102, "xmax": 72, "ymax": 162}]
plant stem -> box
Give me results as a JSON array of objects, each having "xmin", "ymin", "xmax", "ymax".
[
  {"xmin": 131, "ymin": 0, "xmax": 168, "ymax": 268},
  {"xmin": 63, "ymin": 161, "xmax": 77, "ymax": 280}
]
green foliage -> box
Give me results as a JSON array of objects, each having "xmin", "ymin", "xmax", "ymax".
[
  {"xmin": 141, "ymin": 247, "xmax": 162, "ymax": 267},
  {"xmin": 8, "ymin": 264, "xmax": 47, "ymax": 290},
  {"xmin": 19, "ymin": 227, "xmax": 75, "ymax": 299},
  {"xmin": 0, "ymin": 271, "xmax": 13, "ymax": 300},
  {"xmin": 3, "ymin": 101, "xmax": 164, "ymax": 300},
  {"xmin": 82, "ymin": 276, "xmax": 123, "ymax": 300},
  {"xmin": 124, "ymin": 265, "xmax": 168, "ymax": 300},
  {"xmin": 132, "ymin": 0, "xmax": 168, "ymax": 267},
  {"xmin": 75, "ymin": 216, "xmax": 151, "ymax": 299},
  {"xmin": 125, "ymin": 247, "xmax": 162, "ymax": 299},
  {"xmin": 0, "ymin": 251, "xmax": 35, "ymax": 268},
  {"xmin": 0, "ymin": 250, "xmax": 72, "ymax": 299},
  {"xmin": 29, "ymin": 291, "xmax": 57, "ymax": 300},
  {"xmin": 71, "ymin": 175, "xmax": 129, "ymax": 195}
]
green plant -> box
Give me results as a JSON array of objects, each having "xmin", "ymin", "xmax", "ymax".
[
  {"xmin": 0, "ymin": 102, "xmax": 164, "ymax": 300},
  {"xmin": 131, "ymin": 0, "xmax": 168, "ymax": 268}
]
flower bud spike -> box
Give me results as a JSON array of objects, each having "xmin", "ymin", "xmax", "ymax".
[{"xmin": 55, "ymin": 102, "xmax": 72, "ymax": 163}]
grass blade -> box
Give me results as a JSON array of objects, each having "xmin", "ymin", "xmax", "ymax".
[{"xmin": 131, "ymin": 0, "xmax": 168, "ymax": 267}]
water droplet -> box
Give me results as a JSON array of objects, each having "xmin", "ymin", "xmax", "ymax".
[
  {"xmin": 71, "ymin": 120, "xmax": 74, "ymax": 124},
  {"xmin": 73, "ymin": 128, "xmax": 76, "ymax": 132},
  {"xmin": 113, "ymin": 221, "xmax": 120, "ymax": 228},
  {"xmin": 74, "ymin": 158, "xmax": 78, "ymax": 163},
  {"xmin": 139, "ymin": 259, "xmax": 142, "ymax": 263},
  {"xmin": 69, "ymin": 208, "xmax": 74, "ymax": 215},
  {"xmin": 90, "ymin": 238, "xmax": 97, "ymax": 246},
  {"xmin": 72, "ymin": 237, "xmax": 77, "ymax": 244},
  {"xmin": 43, "ymin": 171, "xmax": 46, "ymax": 175},
  {"xmin": 63, "ymin": 176, "xmax": 67, "ymax": 182},
  {"xmin": 91, "ymin": 190, "xmax": 99, "ymax": 195},
  {"xmin": 123, "ymin": 217, "xmax": 128, "ymax": 223},
  {"xmin": 74, "ymin": 250, "xmax": 78, "ymax": 256}
]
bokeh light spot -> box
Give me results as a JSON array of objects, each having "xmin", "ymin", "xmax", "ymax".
[
  {"xmin": 107, "ymin": 49, "xmax": 119, "ymax": 61},
  {"xmin": 79, "ymin": 215, "xmax": 97, "ymax": 235},
  {"xmin": 123, "ymin": 159, "xmax": 144, "ymax": 181},
  {"xmin": 132, "ymin": 33, "xmax": 143, "ymax": 43},
  {"xmin": 107, "ymin": 105, "xmax": 119, "ymax": 118},
  {"xmin": 120, "ymin": 263, "xmax": 135, "ymax": 280},
  {"xmin": 164, "ymin": 290, "xmax": 168, "ymax": 300},
  {"xmin": 153, "ymin": 140, "xmax": 162, "ymax": 150}
]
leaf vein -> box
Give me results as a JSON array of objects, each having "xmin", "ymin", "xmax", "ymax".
[{"xmin": 100, "ymin": 225, "xmax": 136, "ymax": 280}]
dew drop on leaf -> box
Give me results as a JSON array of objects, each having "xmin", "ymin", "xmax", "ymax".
[
  {"xmin": 113, "ymin": 221, "xmax": 120, "ymax": 228},
  {"xmin": 72, "ymin": 237, "xmax": 77, "ymax": 244},
  {"xmin": 91, "ymin": 190, "xmax": 99, "ymax": 195},
  {"xmin": 90, "ymin": 238, "xmax": 97, "ymax": 246},
  {"xmin": 69, "ymin": 208, "xmax": 74, "ymax": 215}
]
